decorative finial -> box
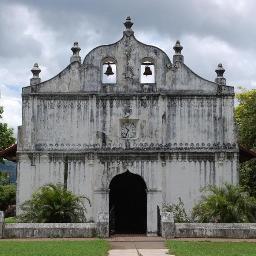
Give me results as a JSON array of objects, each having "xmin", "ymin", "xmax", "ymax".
[
  {"xmin": 215, "ymin": 63, "xmax": 226, "ymax": 88},
  {"xmin": 215, "ymin": 63, "xmax": 225, "ymax": 77},
  {"xmin": 31, "ymin": 63, "xmax": 41, "ymax": 78},
  {"xmin": 30, "ymin": 63, "xmax": 41, "ymax": 85},
  {"xmin": 123, "ymin": 16, "xmax": 134, "ymax": 36},
  {"xmin": 70, "ymin": 42, "xmax": 81, "ymax": 63},
  {"xmin": 173, "ymin": 40, "xmax": 183, "ymax": 54},
  {"xmin": 124, "ymin": 16, "xmax": 133, "ymax": 30},
  {"xmin": 173, "ymin": 40, "xmax": 184, "ymax": 63}
]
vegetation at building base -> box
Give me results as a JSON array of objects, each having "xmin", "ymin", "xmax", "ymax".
[
  {"xmin": 164, "ymin": 183, "xmax": 256, "ymax": 223},
  {"xmin": 0, "ymin": 240, "xmax": 109, "ymax": 256},
  {"xmin": 192, "ymin": 183, "xmax": 256, "ymax": 223},
  {"xmin": 4, "ymin": 216, "xmax": 16, "ymax": 223},
  {"xmin": 18, "ymin": 183, "xmax": 90, "ymax": 223},
  {"xmin": 0, "ymin": 106, "xmax": 15, "ymax": 162},
  {"xmin": 0, "ymin": 172, "xmax": 16, "ymax": 217},
  {"xmin": 163, "ymin": 197, "xmax": 190, "ymax": 223},
  {"xmin": 167, "ymin": 240, "xmax": 256, "ymax": 256},
  {"xmin": 235, "ymin": 88, "xmax": 256, "ymax": 150}
]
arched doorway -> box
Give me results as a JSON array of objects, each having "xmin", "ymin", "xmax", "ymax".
[{"xmin": 109, "ymin": 171, "xmax": 147, "ymax": 234}]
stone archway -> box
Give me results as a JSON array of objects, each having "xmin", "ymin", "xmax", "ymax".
[{"xmin": 109, "ymin": 171, "xmax": 147, "ymax": 234}]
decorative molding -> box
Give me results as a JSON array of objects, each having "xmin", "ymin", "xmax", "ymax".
[
  {"xmin": 17, "ymin": 151, "xmax": 237, "ymax": 163},
  {"xmin": 30, "ymin": 142, "xmax": 238, "ymax": 153},
  {"xmin": 22, "ymin": 92, "xmax": 235, "ymax": 100}
]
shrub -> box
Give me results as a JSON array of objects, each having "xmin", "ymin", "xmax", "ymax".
[
  {"xmin": 18, "ymin": 183, "xmax": 90, "ymax": 223},
  {"xmin": 0, "ymin": 184, "xmax": 16, "ymax": 215},
  {"xmin": 163, "ymin": 197, "xmax": 190, "ymax": 223},
  {"xmin": 5, "ymin": 216, "xmax": 16, "ymax": 223},
  {"xmin": 192, "ymin": 183, "xmax": 256, "ymax": 223}
]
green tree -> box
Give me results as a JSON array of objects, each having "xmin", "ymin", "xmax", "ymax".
[
  {"xmin": 235, "ymin": 89, "xmax": 256, "ymax": 149},
  {"xmin": 0, "ymin": 172, "xmax": 16, "ymax": 215},
  {"xmin": 0, "ymin": 184, "xmax": 16, "ymax": 212},
  {"xmin": 18, "ymin": 183, "xmax": 90, "ymax": 223},
  {"xmin": 0, "ymin": 172, "xmax": 10, "ymax": 185},
  {"xmin": 192, "ymin": 183, "xmax": 256, "ymax": 223},
  {"xmin": 240, "ymin": 158, "xmax": 256, "ymax": 197},
  {"xmin": 0, "ymin": 106, "xmax": 16, "ymax": 161}
]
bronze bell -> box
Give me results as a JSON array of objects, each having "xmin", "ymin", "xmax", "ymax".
[
  {"xmin": 104, "ymin": 62, "xmax": 114, "ymax": 76},
  {"xmin": 143, "ymin": 66, "xmax": 152, "ymax": 76}
]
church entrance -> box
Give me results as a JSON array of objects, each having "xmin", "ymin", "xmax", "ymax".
[{"xmin": 109, "ymin": 171, "xmax": 147, "ymax": 235}]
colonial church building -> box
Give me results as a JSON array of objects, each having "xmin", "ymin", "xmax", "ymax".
[{"xmin": 17, "ymin": 17, "xmax": 238, "ymax": 235}]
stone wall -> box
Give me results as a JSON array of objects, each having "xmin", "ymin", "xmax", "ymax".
[
  {"xmin": 162, "ymin": 222, "xmax": 256, "ymax": 239},
  {"xmin": 2, "ymin": 222, "xmax": 256, "ymax": 239},
  {"xmin": 3, "ymin": 223, "xmax": 98, "ymax": 239}
]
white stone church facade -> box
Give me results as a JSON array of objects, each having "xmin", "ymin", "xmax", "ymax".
[{"xmin": 17, "ymin": 17, "xmax": 238, "ymax": 235}]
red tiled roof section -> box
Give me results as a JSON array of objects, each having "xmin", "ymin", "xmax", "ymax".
[
  {"xmin": 239, "ymin": 145, "xmax": 256, "ymax": 163},
  {"xmin": 0, "ymin": 144, "xmax": 17, "ymax": 162}
]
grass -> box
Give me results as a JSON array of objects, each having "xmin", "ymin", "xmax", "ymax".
[
  {"xmin": 4, "ymin": 217, "xmax": 16, "ymax": 223},
  {"xmin": 167, "ymin": 240, "xmax": 256, "ymax": 256},
  {"xmin": 0, "ymin": 240, "xmax": 109, "ymax": 256}
]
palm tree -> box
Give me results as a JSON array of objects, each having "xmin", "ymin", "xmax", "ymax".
[
  {"xmin": 192, "ymin": 183, "xmax": 256, "ymax": 223},
  {"xmin": 18, "ymin": 183, "xmax": 90, "ymax": 223}
]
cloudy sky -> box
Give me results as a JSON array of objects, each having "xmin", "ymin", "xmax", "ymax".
[{"xmin": 0, "ymin": 0, "xmax": 256, "ymax": 136}]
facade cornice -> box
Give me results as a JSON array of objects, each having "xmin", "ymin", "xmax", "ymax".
[
  {"xmin": 17, "ymin": 148, "xmax": 239, "ymax": 155},
  {"xmin": 22, "ymin": 92, "xmax": 234, "ymax": 100}
]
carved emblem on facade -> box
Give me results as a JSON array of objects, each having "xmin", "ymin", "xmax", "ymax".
[
  {"xmin": 120, "ymin": 119, "xmax": 137, "ymax": 139},
  {"xmin": 123, "ymin": 104, "xmax": 132, "ymax": 117}
]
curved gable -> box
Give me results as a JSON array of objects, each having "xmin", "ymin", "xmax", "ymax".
[
  {"xmin": 82, "ymin": 33, "xmax": 172, "ymax": 92},
  {"xmin": 23, "ymin": 17, "xmax": 233, "ymax": 96}
]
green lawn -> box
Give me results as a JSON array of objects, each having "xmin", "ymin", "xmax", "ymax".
[
  {"xmin": 167, "ymin": 240, "xmax": 256, "ymax": 256},
  {"xmin": 0, "ymin": 240, "xmax": 109, "ymax": 256}
]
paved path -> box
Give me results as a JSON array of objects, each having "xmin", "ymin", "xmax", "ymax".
[
  {"xmin": 108, "ymin": 236, "xmax": 166, "ymax": 249},
  {"xmin": 108, "ymin": 236, "xmax": 173, "ymax": 256},
  {"xmin": 108, "ymin": 249, "xmax": 171, "ymax": 256}
]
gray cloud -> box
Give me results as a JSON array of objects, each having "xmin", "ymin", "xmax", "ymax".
[{"xmin": 3, "ymin": 0, "xmax": 256, "ymax": 51}]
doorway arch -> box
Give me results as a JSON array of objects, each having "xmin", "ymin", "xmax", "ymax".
[{"xmin": 109, "ymin": 171, "xmax": 147, "ymax": 234}]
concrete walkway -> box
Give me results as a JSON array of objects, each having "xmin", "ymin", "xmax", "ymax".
[
  {"xmin": 108, "ymin": 235, "xmax": 166, "ymax": 249},
  {"xmin": 108, "ymin": 249, "xmax": 171, "ymax": 256},
  {"xmin": 108, "ymin": 236, "xmax": 173, "ymax": 256}
]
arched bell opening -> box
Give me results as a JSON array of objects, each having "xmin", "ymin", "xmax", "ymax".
[
  {"xmin": 102, "ymin": 57, "xmax": 117, "ymax": 84},
  {"xmin": 109, "ymin": 171, "xmax": 147, "ymax": 235},
  {"xmin": 140, "ymin": 57, "xmax": 155, "ymax": 84}
]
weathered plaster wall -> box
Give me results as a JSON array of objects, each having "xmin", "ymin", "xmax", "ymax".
[
  {"xmin": 17, "ymin": 20, "xmax": 238, "ymax": 236},
  {"xmin": 163, "ymin": 152, "xmax": 238, "ymax": 211},
  {"xmin": 18, "ymin": 96, "xmax": 236, "ymax": 151},
  {"xmin": 17, "ymin": 151, "xmax": 238, "ymax": 234}
]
